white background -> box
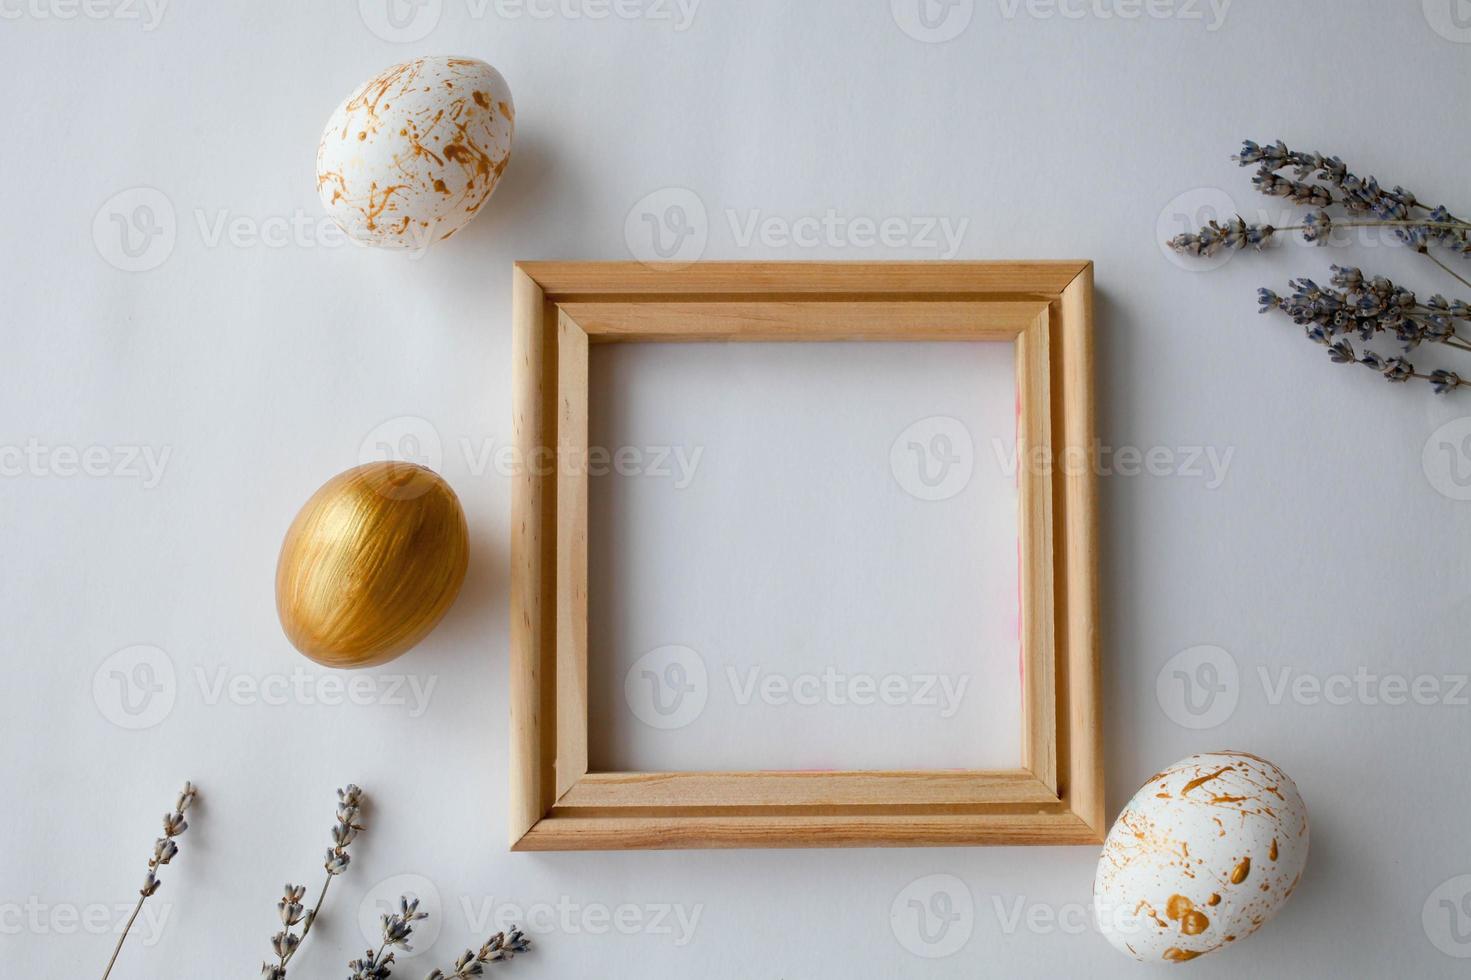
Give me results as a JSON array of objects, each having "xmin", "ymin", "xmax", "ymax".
[
  {"xmin": 4, "ymin": 1, "xmax": 1471, "ymax": 977},
  {"xmin": 587, "ymin": 341, "xmax": 1022, "ymax": 773}
]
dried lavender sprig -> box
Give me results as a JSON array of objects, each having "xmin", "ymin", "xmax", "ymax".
[
  {"xmin": 346, "ymin": 895, "xmax": 428, "ymax": 980},
  {"xmin": 345, "ymin": 896, "xmax": 530, "ymax": 980},
  {"xmin": 1278, "ymin": 209, "xmax": 1471, "ymax": 289},
  {"xmin": 1237, "ymin": 139, "xmax": 1471, "ymax": 265},
  {"xmin": 1258, "ymin": 269, "xmax": 1471, "ymax": 393},
  {"xmin": 1236, "ymin": 139, "xmax": 1465, "ymax": 223},
  {"xmin": 263, "ymin": 784, "xmax": 365, "ymax": 980},
  {"xmin": 1167, "ymin": 212, "xmax": 1471, "ymax": 257},
  {"xmin": 1168, "ymin": 216, "xmax": 1278, "ymax": 256},
  {"xmin": 1252, "ymin": 170, "xmax": 1332, "ymax": 209},
  {"xmin": 425, "ymin": 927, "xmax": 532, "ymax": 979},
  {"xmin": 102, "ymin": 782, "xmax": 197, "ymax": 980},
  {"xmin": 1262, "ymin": 265, "xmax": 1471, "ymax": 350},
  {"xmin": 1313, "ymin": 336, "xmax": 1463, "ymax": 393},
  {"xmin": 1169, "ymin": 142, "xmax": 1471, "ymax": 395}
]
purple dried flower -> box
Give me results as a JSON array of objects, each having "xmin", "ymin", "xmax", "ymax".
[
  {"xmin": 1430, "ymin": 370, "xmax": 1464, "ymax": 394},
  {"xmin": 1254, "ymin": 171, "xmax": 1333, "ymax": 208},
  {"xmin": 1169, "ymin": 216, "xmax": 1277, "ymax": 256},
  {"xmin": 1301, "ymin": 210, "xmax": 1333, "ymax": 244},
  {"xmin": 1330, "ymin": 265, "xmax": 1364, "ymax": 290},
  {"xmin": 1232, "ymin": 139, "xmax": 1471, "ymax": 253},
  {"xmin": 1174, "ymin": 141, "xmax": 1471, "ymax": 396},
  {"xmin": 1381, "ymin": 357, "xmax": 1414, "ymax": 382}
]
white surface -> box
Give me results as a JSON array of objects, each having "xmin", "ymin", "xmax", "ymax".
[
  {"xmin": 586, "ymin": 341, "xmax": 1020, "ymax": 772},
  {"xmin": 5, "ymin": 2, "xmax": 1471, "ymax": 977}
]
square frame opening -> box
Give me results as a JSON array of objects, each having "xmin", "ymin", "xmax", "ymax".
[{"xmin": 510, "ymin": 261, "xmax": 1100, "ymax": 850}]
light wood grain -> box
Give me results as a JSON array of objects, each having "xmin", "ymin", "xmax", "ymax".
[
  {"xmin": 555, "ymin": 312, "xmax": 589, "ymax": 799},
  {"xmin": 558, "ymin": 300, "xmax": 1043, "ymax": 342},
  {"xmin": 508, "ymin": 267, "xmax": 557, "ymax": 848},
  {"xmin": 508, "ymin": 261, "xmax": 1101, "ymax": 850},
  {"xmin": 1059, "ymin": 264, "xmax": 1105, "ymax": 839},
  {"xmin": 516, "ymin": 261, "xmax": 1091, "ymax": 298},
  {"xmin": 513, "ymin": 811, "xmax": 1102, "ymax": 851},
  {"xmin": 558, "ymin": 770, "xmax": 1059, "ymax": 808},
  {"xmin": 1016, "ymin": 309, "xmax": 1058, "ymax": 794}
]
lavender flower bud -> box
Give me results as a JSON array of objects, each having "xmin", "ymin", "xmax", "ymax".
[
  {"xmin": 1430, "ymin": 370, "xmax": 1463, "ymax": 394},
  {"xmin": 1381, "ymin": 357, "xmax": 1414, "ymax": 382},
  {"xmin": 1301, "ymin": 210, "xmax": 1333, "ymax": 244}
]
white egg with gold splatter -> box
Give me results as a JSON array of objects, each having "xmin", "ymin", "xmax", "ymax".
[
  {"xmin": 1094, "ymin": 751, "xmax": 1309, "ymax": 964},
  {"xmin": 316, "ymin": 56, "xmax": 514, "ymax": 249}
]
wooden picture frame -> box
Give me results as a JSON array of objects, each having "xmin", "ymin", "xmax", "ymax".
[{"xmin": 510, "ymin": 261, "xmax": 1101, "ymax": 850}]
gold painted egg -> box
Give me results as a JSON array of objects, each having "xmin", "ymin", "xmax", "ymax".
[
  {"xmin": 316, "ymin": 55, "xmax": 514, "ymax": 249},
  {"xmin": 276, "ymin": 462, "xmax": 469, "ymax": 668},
  {"xmin": 1093, "ymin": 751, "xmax": 1309, "ymax": 964}
]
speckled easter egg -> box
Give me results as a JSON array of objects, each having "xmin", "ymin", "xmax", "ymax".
[
  {"xmin": 1093, "ymin": 752, "xmax": 1309, "ymax": 964},
  {"xmin": 316, "ymin": 56, "xmax": 514, "ymax": 249}
]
